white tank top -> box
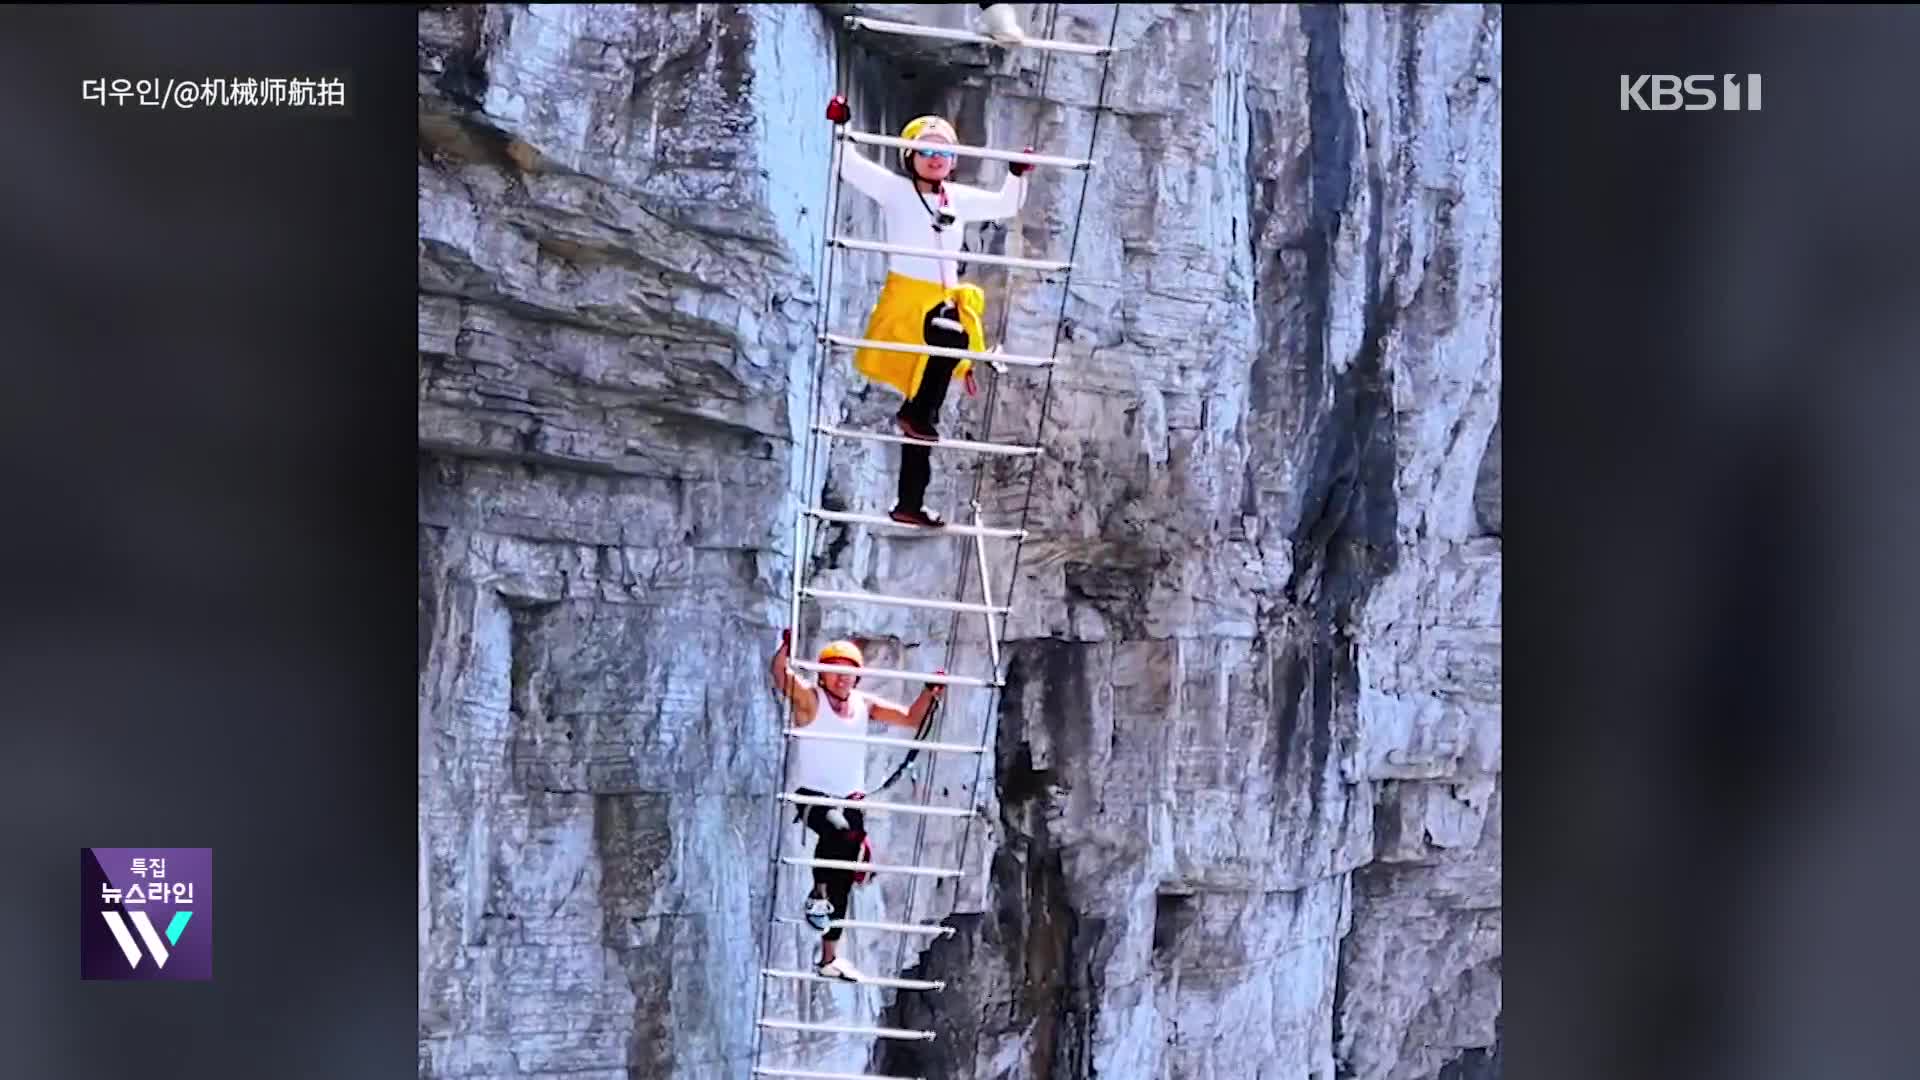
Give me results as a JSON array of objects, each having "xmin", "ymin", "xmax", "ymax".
[{"xmin": 786, "ymin": 686, "xmax": 871, "ymax": 796}]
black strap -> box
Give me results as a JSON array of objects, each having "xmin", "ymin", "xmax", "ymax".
[
  {"xmin": 916, "ymin": 184, "xmax": 969, "ymax": 280},
  {"xmin": 872, "ymin": 694, "xmax": 940, "ymax": 795}
]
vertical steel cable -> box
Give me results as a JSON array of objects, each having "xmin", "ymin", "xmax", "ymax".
[
  {"xmin": 945, "ymin": 16, "xmax": 1124, "ymax": 1069},
  {"xmin": 887, "ymin": 3, "xmax": 1068, "ymax": 988},
  {"xmin": 890, "ymin": 9, "xmax": 1122, "ymax": 1073},
  {"xmin": 750, "ymin": 22, "xmax": 852, "ymax": 1078}
]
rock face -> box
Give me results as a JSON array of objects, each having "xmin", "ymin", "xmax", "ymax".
[{"xmin": 418, "ymin": 4, "xmax": 1500, "ymax": 1080}]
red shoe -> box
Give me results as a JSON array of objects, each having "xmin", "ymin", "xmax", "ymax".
[
  {"xmin": 889, "ymin": 506, "xmax": 948, "ymax": 529},
  {"xmin": 895, "ymin": 412, "xmax": 940, "ymax": 442}
]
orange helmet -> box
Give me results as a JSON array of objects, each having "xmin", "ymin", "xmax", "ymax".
[{"xmin": 817, "ymin": 640, "xmax": 865, "ymax": 670}]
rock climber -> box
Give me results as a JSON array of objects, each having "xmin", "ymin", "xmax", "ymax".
[
  {"xmin": 769, "ymin": 630, "xmax": 947, "ymax": 981},
  {"xmin": 838, "ymin": 110, "xmax": 1033, "ymax": 529}
]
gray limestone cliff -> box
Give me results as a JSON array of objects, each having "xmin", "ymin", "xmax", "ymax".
[{"xmin": 418, "ymin": 4, "xmax": 1500, "ymax": 1079}]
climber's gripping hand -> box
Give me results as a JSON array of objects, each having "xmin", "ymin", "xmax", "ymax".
[{"xmin": 1008, "ymin": 146, "xmax": 1035, "ymax": 177}]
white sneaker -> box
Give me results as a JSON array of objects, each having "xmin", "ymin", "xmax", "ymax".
[
  {"xmin": 979, "ymin": 4, "xmax": 1027, "ymax": 44},
  {"xmin": 804, "ymin": 896, "xmax": 834, "ymax": 932},
  {"xmin": 816, "ymin": 956, "xmax": 864, "ymax": 982}
]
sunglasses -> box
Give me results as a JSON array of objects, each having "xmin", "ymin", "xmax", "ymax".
[{"xmin": 916, "ymin": 149, "xmax": 956, "ymax": 162}]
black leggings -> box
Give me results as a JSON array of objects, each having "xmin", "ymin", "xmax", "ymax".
[
  {"xmin": 897, "ymin": 306, "xmax": 972, "ymax": 511},
  {"xmin": 795, "ymin": 787, "xmax": 867, "ymax": 941}
]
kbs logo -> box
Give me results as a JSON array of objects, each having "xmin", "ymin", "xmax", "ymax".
[
  {"xmin": 80, "ymin": 848, "xmax": 213, "ymax": 981},
  {"xmin": 1620, "ymin": 74, "xmax": 1763, "ymax": 111}
]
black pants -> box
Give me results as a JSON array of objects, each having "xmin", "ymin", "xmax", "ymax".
[
  {"xmin": 897, "ymin": 306, "xmax": 971, "ymax": 512},
  {"xmin": 795, "ymin": 787, "xmax": 866, "ymax": 941}
]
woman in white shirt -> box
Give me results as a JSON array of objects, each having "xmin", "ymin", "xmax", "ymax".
[{"xmin": 839, "ymin": 113, "xmax": 1033, "ymax": 528}]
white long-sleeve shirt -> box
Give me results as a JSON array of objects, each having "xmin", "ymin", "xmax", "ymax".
[{"xmin": 839, "ymin": 147, "xmax": 1028, "ymax": 287}]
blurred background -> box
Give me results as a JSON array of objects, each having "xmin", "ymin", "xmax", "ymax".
[{"xmin": 1506, "ymin": 7, "xmax": 1920, "ymax": 1079}]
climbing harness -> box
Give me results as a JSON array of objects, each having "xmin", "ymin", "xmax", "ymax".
[{"xmin": 752, "ymin": 8, "xmax": 1122, "ymax": 1078}]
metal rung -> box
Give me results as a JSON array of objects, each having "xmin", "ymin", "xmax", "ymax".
[
  {"xmin": 760, "ymin": 1018, "xmax": 936, "ymax": 1042},
  {"xmin": 775, "ymin": 916, "xmax": 956, "ymax": 938},
  {"xmin": 789, "ymin": 658, "xmax": 997, "ymax": 688},
  {"xmin": 762, "ymin": 968, "xmax": 946, "ymax": 992},
  {"xmin": 831, "ymin": 235, "xmax": 1071, "ymax": 272},
  {"xmin": 784, "ymin": 727, "xmax": 988, "ymax": 754},
  {"xmin": 847, "ymin": 13, "xmax": 1115, "ymax": 57},
  {"xmin": 823, "ymin": 332, "xmax": 1059, "ymax": 370},
  {"xmin": 780, "ymin": 856, "xmax": 962, "ymax": 879},
  {"xmin": 816, "ymin": 423, "xmax": 1041, "ymax": 458},
  {"xmin": 756, "ymin": 1060, "xmax": 921, "ymax": 1068},
  {"xmin": 780, "ymin": 791, "xmax": 975, "ymax": 819},
  {"xmin": 807, "ymin": 507, "xmax": 1027, "ymax": 540},
  {"xmin": 804, "ymin": 586, "xmax": 1008, "ymax": 616},
  {"xmin": 756, "ymin": 1068, "xmax": 924, "ymax": 1080},
  {"xmin": 842, "ymin": 129, "xmax": 1093, "ymax": 171}
]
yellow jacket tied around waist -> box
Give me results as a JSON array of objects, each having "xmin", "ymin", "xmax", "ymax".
[{"xmin": 854, "ymin": 276, "xmax": 986, "ymax": 399}]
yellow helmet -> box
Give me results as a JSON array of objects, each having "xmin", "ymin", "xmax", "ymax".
[
  {"xmin": 899, "ymin": 115, "xmax": 958, "ymax": 171},
  {"xmin": 817, "ymin": 639, "xmax": 865, "ymax": 670}
]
